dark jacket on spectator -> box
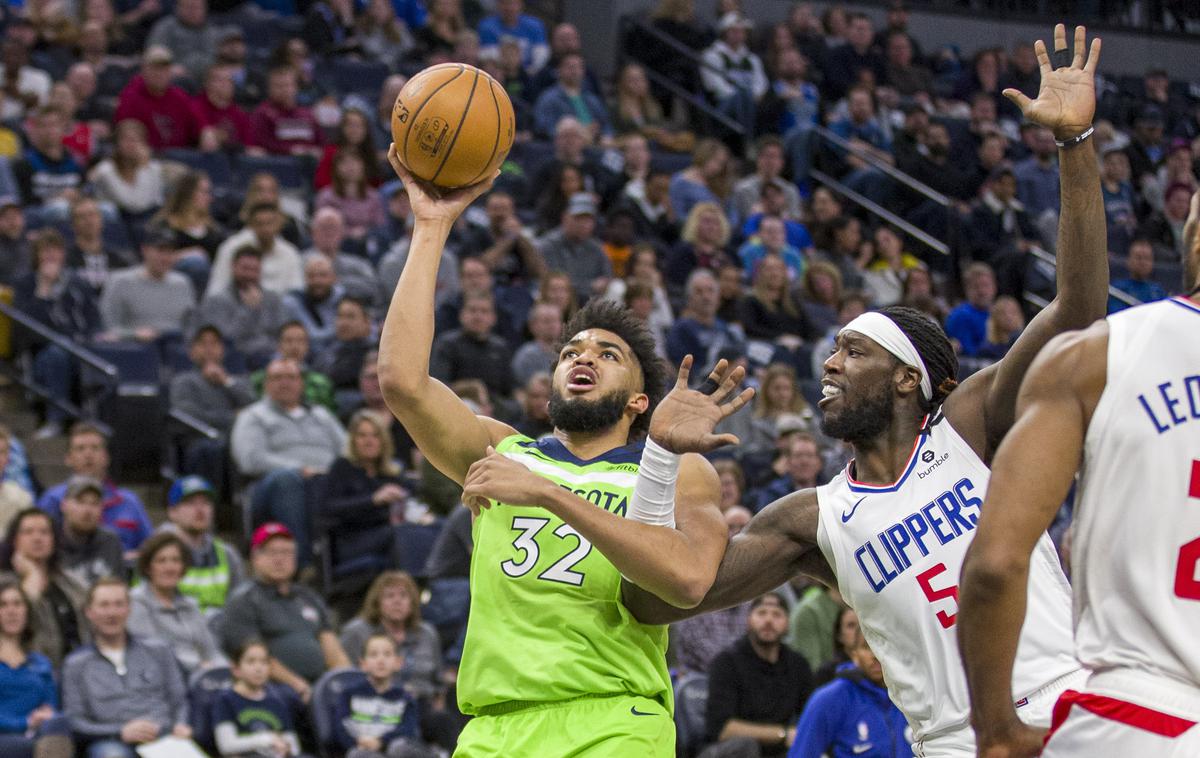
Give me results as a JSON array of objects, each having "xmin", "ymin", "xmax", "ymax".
[
  {"xmin": 319, "ymin": 456, "xmax": 404, "ymax": 565},
  {"xmin": 12, "ymin": 148, "xmax": 83, "ymax": 206},
  {"xmin": 12, "ymin": 271, "xmax": 100, "ymax": 348},
  {"xmin": 312, "ymin": 337, "xmax": 373, "ymax": 391},
  {"xmin": 430, "ymin": 329, "xmax": 515, "ymax": 398},
  {"xmin": 331, "ymin": 678, "xmax": 420, "ymax": 753},
  {"xmin": 705, "ymin": 635, "xmax": 813, "ymax": 754},
  {"xmin": 738, "ymin": 294, "xmax": 818, "ymax": 343},
  {"xmin": 59, "ymin": 525, "xmax": 125, "ymax": 587}
]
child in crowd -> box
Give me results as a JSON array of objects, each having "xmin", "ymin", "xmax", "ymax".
[
  {"xmin": 333, "ymin": 633, "xmax": 431, "ymax": 758},
  {"xmin": 213, "ymin": 640, "xmax": 302, "ymax": 757}
]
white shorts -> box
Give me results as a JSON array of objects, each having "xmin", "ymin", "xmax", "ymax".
[
  {"xmin": 914, "ymin": 669, "xmax": 1088, "ymax": 758},
  {"xmin": 1042, "ymin": 670, "xmax": 1200, "ymax": 757}
]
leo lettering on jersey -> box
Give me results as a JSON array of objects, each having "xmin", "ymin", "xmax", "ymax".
[
  {"xmin": 558, "ymin": 484, "xmax": 629, "ymax": 517},
  {"xmin": 853, "ymin": 478, "xmax": 983, "ymax": 593},
  {"xmin": 1138, "ymin": 374, "xmax": 1200, "ymax": 435}
]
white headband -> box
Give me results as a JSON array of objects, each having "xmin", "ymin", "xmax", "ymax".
[{"xmin": 840, "ymin": 312, "xmax": 933, "ymax": 401}]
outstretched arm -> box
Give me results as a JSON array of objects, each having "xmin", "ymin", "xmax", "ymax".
[
  {"xmin": 958, "ymin": 324, "xmax": 1107, "ymax": 758},
  {"xmin": 947, "ymin": 25, "xmax": 1109, "ymax": 461},
  {"xmin": 377, "ymin": 149, "xmax": 513, "ymax": 485},
  {"xmin": 622, "ymin": 489, "xmax": 826, "ymax": 624}
]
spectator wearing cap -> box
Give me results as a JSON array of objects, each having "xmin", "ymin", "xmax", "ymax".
[
  {"xmin": 63, "ymin": 578, "xmax": 192, "ymax": 758},
  {"xmin": 1124, "ymin": 105, "xmax": 1167, "ymax": 193},
  {"xmin": 13, "ymin": 231, "xmax": 100, "ymax": 439},
  {"xmin": 477, "ymin": 0, "xmax": 549, "ymax": 74},
  {"xmin": 169, "ymin": 324, "xmax": 256, "ymax": 493},
  {"xmin": 733, "ymin": 137, "xmax": 802, "ymax": 226},
  {"xmin": 146, "ymin": 0, "xmax": 225, "ymax": 82},
  {"xmin": 304, "ymin": 208, "xmax": 383, "ymax": 309},
  {"xmin": 38, "ymin": 423, "xmax": 153, "ymax": 555},
  {"xmin": 127, "ymin": 532, "xmax": 227, "ymax": 675},
  {"xmin": 221, "ymin": 523, "xmax": 351, "ymax": 699},
  {"xmin": 231, "ymin": 358, "xmax": 347, "ymax": 567},
  {"xmin": 58, "ymin": 476, "xmax": 125, "ymax": 588},
  {"xmin": 194, "ymin": 246, "xmax": 288, "ymax": 370},
  {"xmin": 823, "ymin": 13, "xmax": 884, "ymax": 101},
  {"xmin": 209, "ymin": 203, "xmax": 304, "ymax": 298},
  {"xmin": 97, "ymin": 227, "xmax": 195, "ymax": 343},
  {"xmin": 66, "ymin": 197, "xmax": 135, "ymax": 296},
  {"xmin": 192, "ymin": 64, "xmax": 255, "ymax": 152},
  {"xmin": 1138, "ymin": 182, "xmax": 1193, "ymax": 261},
  {"xmin": 0, "ymin": 38, "xmax": 50, "ymax": 121},
  {"xmin": 701, "ymin": 13, "xmax": 768, "ymax": 137},
  {"xmin": 1109, "ymin": 238, "xmax": 1168, "ymax": 313},
  {"xmin": 701, "ymin": 592, "xmax": 814, "ymax": 757},
  {"xmin": 250, "ymin": 65, "xmax": 323, "ymax": 157},
  {"xmin": 748, "ymin": 433, "xmax": 824, "ymax": 513},
  {"xmin": 113, "ymin": 45, "xmax": 202, "ymax": 150},
  {"xmin": 12, "ymin": 106, "xmax": 84, "ymax": 207},
  {"xmin": 159, "ymin": 475, "xmax": 246, "ymax": 616},
  {"xmin": 537, "ymin": 193, "xmax": 612, "ymax": 303},
  {"xmin": 964, "ymin": 166, "xmax": 1037, "ymax": 297},
  {"xmin": 667, "ymin": 269, "xmax": 747, "ymax": 388},
  {"xmin": 0, "ymin": 198, "xmax": 30, "ymax": 286},
  {"xmin": 532, "ymin": 52, "xmax": 611, "ymax": 141}
]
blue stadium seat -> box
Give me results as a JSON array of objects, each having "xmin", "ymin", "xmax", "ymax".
[
  {"xmin": 162, "ymin": 149, "xmax": 236, "ymax": 190},
  {"xmin": 188, "ymin": 665, "xmax": 234, "ymax": 755},
  {"xmin": 311, "ymin": 667, "xmax": 368, "ymax": 758},
  {"xmin": 393, "ymin": 521, "xmax": 443, "ymax": 578},
  {"xmin": 674, "ymin": 672, "xmax": 709, "ymax": 758},
  {"xmin": 319, "ymin": 59, "xmax": 390, "ymax": 100},
  {"xmin": 87, "ymin": 341, "xmax": 161, "ymax": 385},
  {"xmin": 235, "ymin": 154, "xmax": 311, "ymax": 196}
]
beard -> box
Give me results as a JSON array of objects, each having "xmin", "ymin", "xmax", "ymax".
[
  {"xmin": 820, "ymin": 385, "xmax": 895, "ymax": 444},
  {"xmin": 548, "ymin": 388, "xmax": 628, "ymax": 434}
]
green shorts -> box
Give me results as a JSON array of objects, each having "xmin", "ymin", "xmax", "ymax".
[{"xmin": 453, "ymin": 693, "xmax": 675, "ymax": 757}]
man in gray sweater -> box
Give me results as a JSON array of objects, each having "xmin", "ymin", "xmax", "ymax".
[
  {"xmin": 536, "ymin": 192, "xmax": 611, "ymax": 303},
  {"xmin": 231, "ymin": 357, "xmax": 346, "ymax": 566},
  {"xmin": 98, "ymin": 228, "xmax": 195, "ymax": 342},
  {"xmin": 146, "ymin": 0, "xmax": 225, "ymax": 82},
  {"xmin": 63, "ymin": 578, "xmax": 191, "ymax": 758},
  {"xmin": 193, "ymin": 246, "xmax": 288, "ymax": 370},
  {"xmin": 169, "ymin": 325, "xmax": 256, "ymax": 492}
]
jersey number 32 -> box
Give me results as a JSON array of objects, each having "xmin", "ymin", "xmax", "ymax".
[{"xmin": 501, "ymin": 516, "xmax": 594, "ymax": 587}]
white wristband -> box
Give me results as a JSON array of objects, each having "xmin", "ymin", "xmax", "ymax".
[{"xmin": 628, "ymin": 438, "xmax": 681, "ymax": 528}]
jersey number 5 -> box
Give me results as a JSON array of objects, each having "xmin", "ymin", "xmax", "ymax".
[
  {"xmin": 1174, "ymin": 460, "xmax": 1200, "ymax": 601},
  {"xmin": 501, "ymin": 516, "xmax": 593, "ymax": 586},
  {"xmin": 917, "ymin": 563, "xmax": 959, "ymax": 628}
]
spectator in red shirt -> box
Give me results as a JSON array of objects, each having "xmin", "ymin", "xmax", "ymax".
[
  {"xmin": 250, "ymin": 65, "xmax": 323, "ymax": 157},
  {"xmin": 114, "ymin": 45, "xmax": 202, "ymax": 150},
  {"xmin": 194, "ymin": 64, "xmax": 255, "ymax": 152}
]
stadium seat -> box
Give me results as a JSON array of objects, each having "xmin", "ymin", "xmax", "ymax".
[
  {"xmin": 161, "ymin": 149, "xmax": 236, "ymax": 191},
  {"xmin": 393, "ymin": 521, "xmax": 443, "ymax": 578},
  {"xmin": 674, "ymin": 672, "xmax": 709, "ymax": 758},
  {"xmin": 235, "ymin": 154, "xmax": 312, "ymax": 197},
  {"xmin": 311, "ymin": 667, "xmax": 368, "ymax": 758},
  {"xmin": 319, "ymin": 59, "xmax": 390, "ymax": 101},
  {"xmin": 188, "ymin": 665, "xmax": 234, "ymax": 755},
  {"xmin": 87, "ymin": 341, "xmax": 162, "ymax": 385}
]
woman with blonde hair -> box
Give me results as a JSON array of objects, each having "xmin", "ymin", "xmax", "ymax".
[
  {"xmin": 797, "ymin": 260, "xmax": 843, "ymax": 335},
  {"xmin": 669, "ymin": 138, "xmax": 733, "ymax": 221},
  {"xmin": 318, "ymin": 411, "xmax": 407, "ymax": 576},
  {"xmin": 739, "ymin": 254, "xmax": 814, "ymax": 350},
  {"xmin": 611, "ymin": 62, "xmax": 694, "ymax": 153},
  {"xmin": 535, "ymin": 270, "xmax": 579, "ymax": 323},
  {"xmin": 340, "ymin": 571, "xmax": 443, "ymax": 699},
  {"xmin": 665, "ymin": 201, "xmax": 735, "ymax": 291}
]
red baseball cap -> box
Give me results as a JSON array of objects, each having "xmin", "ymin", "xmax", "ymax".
[{"xmin": 250, "ymin": 522, "xmax": 294, "ymax": 550}]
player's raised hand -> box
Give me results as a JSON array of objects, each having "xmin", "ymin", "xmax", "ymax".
[
  {"xmin": 387, "ymin": 143, "xmax": 498, "ymax": 225},
  {"xmin": 976, "ymin": 723, "xmax": 1047, "ymax": 758},
  {"xmin": 648, "ymin": 356, "xmax": 755, "ymax": 455},
  {"xmin": 1004, "ymin": 24, "xmax": 1100, "ymax": 140}
]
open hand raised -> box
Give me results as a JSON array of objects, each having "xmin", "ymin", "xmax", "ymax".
[
  {"xmin": 1004, "ymin": 24, "xmax": 1100, "ymax": 141},
  {"xmin": 648, "ymin": 356, "xmax": 756, "ymax": 455}
]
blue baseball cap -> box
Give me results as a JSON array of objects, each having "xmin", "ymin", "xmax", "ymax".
[{"xmin": 168, "ymin": 475, "xmax": 216, "ymax": 507}]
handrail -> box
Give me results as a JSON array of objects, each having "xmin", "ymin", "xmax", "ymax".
[
  {"xmin": 0, "ymin": 361, "xmax": 113, "ymax": 436},
  {"xmin": 812, "ymin": 125, "xmax": 951, "ymax": 209},
  {"xmin": 167, "ymin": 408, "xmax": 220, "ymax": 441},
  {"xmin": 617, "ymin": 14, "xmax": 749, "ymax": 138},
  {"xmin": 1027, "ymin": 245, "xmax": 1140, "ymax": 308},
  {"xmin": 0, "ymin": 302, "xmax": 119, "ymax": 380},
  {"xmin": 811, "ymin": 168, "xmax": 950, "ymax": 257}
]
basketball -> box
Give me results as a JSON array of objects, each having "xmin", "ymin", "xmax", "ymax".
[{"xmin": 391, "ymin": 63, "xmax": 515, "ymax": 191}]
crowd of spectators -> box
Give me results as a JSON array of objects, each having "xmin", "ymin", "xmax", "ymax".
[{"xmin": 0, "ymin": 0, "xmax": 1192, "ymax": 755}]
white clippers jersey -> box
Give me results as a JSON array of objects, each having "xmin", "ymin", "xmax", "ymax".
[
  {"xmin": 816, "ymin": 413, "xmax": 1079, "ymax": 741},
  {"xmin": 1072, "ymin": 297, "xmax": 1200, "ymax": 689}
]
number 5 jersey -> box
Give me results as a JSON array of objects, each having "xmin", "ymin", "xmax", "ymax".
[{"xmin": 816, "ymin": 412, "xmax": 1079, "ymax": 743}]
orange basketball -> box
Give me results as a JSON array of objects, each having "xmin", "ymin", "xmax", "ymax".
[{"xmin": 391, "ymin": 63, "xmax": 515, "ymax": 190}]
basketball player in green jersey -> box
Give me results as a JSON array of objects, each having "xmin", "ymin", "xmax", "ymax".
[{"xmin": 378, "ymin": 149, "xmax": 755, "ymax": 757}]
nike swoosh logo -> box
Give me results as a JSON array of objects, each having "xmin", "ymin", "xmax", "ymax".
[
  {"xmin": 842, "ymin": 496, "xmax": 867, "ymax": 523},
  {"xmin": 852, "ymin": 745, "xmax": 873, "ymax": 755},
  {"xmin": 630, "ymin": 706, "xmax": 656, "ymax": 716}
]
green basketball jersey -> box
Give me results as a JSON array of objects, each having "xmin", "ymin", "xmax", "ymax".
[{"xmin": 456, "ymin": 434, "xmax": 672, "ymax": 716}]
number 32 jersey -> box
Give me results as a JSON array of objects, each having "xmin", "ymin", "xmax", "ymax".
[
  {"xmin": 455, "ymin": 434, "xmax": 671, "ymax": 716},
  {"xmin": 816, "ymin": 414, "xmax": 1079, "ymax": 741}
]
